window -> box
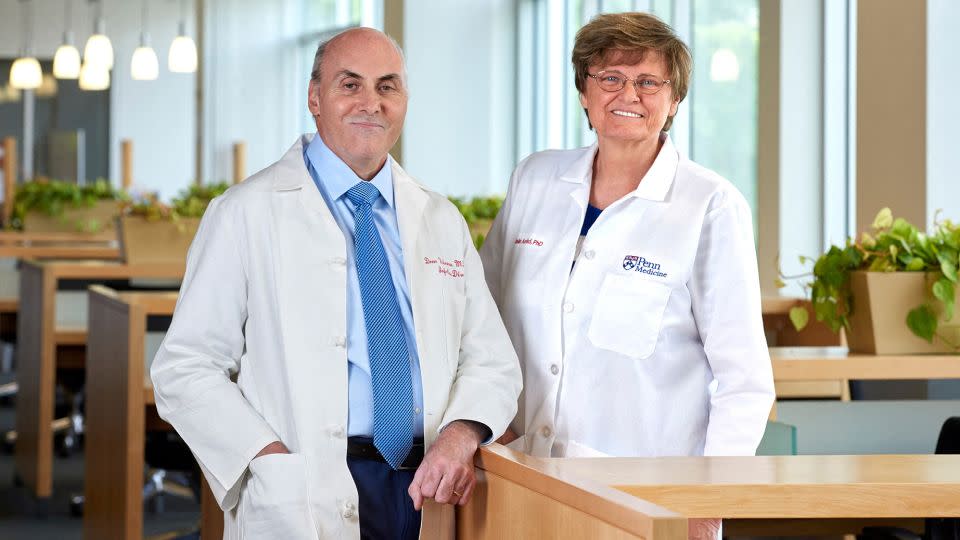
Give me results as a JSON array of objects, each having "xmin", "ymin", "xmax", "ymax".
[{"xmin": 517, "ymin": 0, "xmax": 759, "ymax": 221}]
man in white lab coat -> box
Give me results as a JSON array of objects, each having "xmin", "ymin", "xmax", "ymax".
[{"xmin": 151, "ymin": 28, "xmax": 520, "ymax": 539}]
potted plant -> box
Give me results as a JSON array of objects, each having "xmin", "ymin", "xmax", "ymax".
[
  {"xmin": 11, "ymin": 178, "xmax": 124, "ymax": 234},
  {"xmin": 782, "ymin": 208, "xmax": 959, "ymax": 353},
  {"xmin": 118, "ymin": 182, "xmax": 230, "ymax": 265},
  {"xmin": 449, "ymin": 196, "xmax": 503, "ymax": 249}
]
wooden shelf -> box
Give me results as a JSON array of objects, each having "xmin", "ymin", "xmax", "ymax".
[{"xmin": 771, "ymin": 347, "xmax": 960, "ymax": 381}]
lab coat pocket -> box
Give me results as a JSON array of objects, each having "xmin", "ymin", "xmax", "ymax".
[
  {"xmin": 241, "ymin": 453, "xmax": 318, "ymax": 539},
  {"xmin": 587, "ymin": 274, "xmax": 672, "ymax": 359}
]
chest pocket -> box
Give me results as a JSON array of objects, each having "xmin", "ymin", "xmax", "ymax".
[{"xmin": 587, "ymin": 273, "xmax": 672, "ymax": 359}]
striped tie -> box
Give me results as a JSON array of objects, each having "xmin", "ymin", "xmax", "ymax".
[{"xmin": 345, "ymin": 181, "xmax": 415, "ymax": 470}]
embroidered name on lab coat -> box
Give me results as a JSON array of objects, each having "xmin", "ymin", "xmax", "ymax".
[
  {"xmin": 514, "ymin": 237, "xmax": 544, "ymax": 247},
  {"xmin": 424, "ymin": 256, "xmax": 465, "ymax": 278}
]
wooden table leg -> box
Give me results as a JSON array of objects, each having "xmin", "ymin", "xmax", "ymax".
[
  {"xmin": 14, "ymin": 263, "xmax": 55, "ymax": 504},
  {"xmin": 84, "ymin": 293, "xmax": 143, "ymax": 539}
]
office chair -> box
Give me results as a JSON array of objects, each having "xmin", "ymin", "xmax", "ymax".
[
  {"xmin": 142, "ymin": 431, "xmax": 203, "ymax": 512},
  {"xmin": 857, "ymin": 416, "xmax": 960, "ymax": 540},
  {"xmin": 70, "ymin": 426, "xmax": 201, "ymax": 517}
]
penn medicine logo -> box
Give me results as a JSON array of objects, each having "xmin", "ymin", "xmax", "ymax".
[{"xmin": 622, "ymin": 255, "xmax": 668, "ymax": 277}]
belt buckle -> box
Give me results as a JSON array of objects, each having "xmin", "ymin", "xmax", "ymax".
[{"xmin": 397, "ymin": 445, "xmax": 424, "ymax": 470}]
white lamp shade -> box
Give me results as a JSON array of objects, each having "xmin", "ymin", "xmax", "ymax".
[
  {"xmin": 53, "ymin": 45, "xmax": 82, "ymax": 79},
  {"xmin": 10, "ymin": 57, "xmax": 43, "ymax": 90},
  {"xmin": 84, "ymin": 33, "xmax": 114, "ymax": 70},
  {"xmin": 709, "ymin": 48, "xmax": 740, "ymax": 82},
  {"xmin": 79, "ymin": 62, "xmax": 110, "ymax": 91},
  {"xmin": 131, "ymin": 46, "xmax": 159, "ymax": 80},
  {"xmin": 168, "ymin": 35, "xmax": 197, "ymax": 73}
]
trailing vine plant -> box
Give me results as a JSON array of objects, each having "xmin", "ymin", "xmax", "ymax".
[{"xmin": 778, "ymin": 208, "xmax": 959, "ymax": 349}]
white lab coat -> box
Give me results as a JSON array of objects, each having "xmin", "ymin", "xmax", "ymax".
[
  {"xmin": 151, "ymin": 134, "xmax": 521, "ymax": 539},
  {"xmin": 480, "ymin": 136, "xmax": 774, "ymax": 459}
]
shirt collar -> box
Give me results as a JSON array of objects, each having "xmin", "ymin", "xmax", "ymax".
[
  {"xmin": 304, "ymin": 133, "xmax": 396, "ymax": 208},
  {"xmin": 558, "ymin": 133, "xmax": 679, "ymax": 202},
  {"xmin": 632, "ymin": 133, "xmax": 678, "ymax": 202}
]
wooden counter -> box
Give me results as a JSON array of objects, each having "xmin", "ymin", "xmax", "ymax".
[{"xmin": 459, "ymin": 445, "xmax": 960, "ymax": 538}]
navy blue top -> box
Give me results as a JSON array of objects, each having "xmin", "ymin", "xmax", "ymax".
[{"xmin": 580, "ymin": 204, "xmax": 603, "ymax": 236}]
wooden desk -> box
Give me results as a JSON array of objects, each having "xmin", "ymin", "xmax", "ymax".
[
  {"xmin": 15, "ymin": 260, "xmax": 183, "ymax": 503},
  {"xmin": 1, "ymin": 231, "xmax": 120, "ymax": 335},
  {"xmin": 84, "ymin": 287, "xmax": 221, "ymax": 540},
  {"xmin": 460, "ymin": 445, "xmax": 960, "ymax": 538},
  {"xmin": 0, "ymin": 230, "xmax": 116, "ymax": 244},
  {"xmin": 0, "ymin": 231, "xmax": 119, "ymax": 260}
]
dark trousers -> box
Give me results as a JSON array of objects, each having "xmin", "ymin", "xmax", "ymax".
[{"xmin": 346, "ymin": 456, "xmax": 421, "ymax": 540}]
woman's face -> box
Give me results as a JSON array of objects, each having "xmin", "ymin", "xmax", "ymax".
[{"xmin": 580, "ymin": 51, "xmax": 680, "ymax": 147}]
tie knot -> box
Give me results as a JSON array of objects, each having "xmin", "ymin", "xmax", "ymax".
[{"xmin": 345, "ymin": 181, "xmax": 381, "ymax": 207}]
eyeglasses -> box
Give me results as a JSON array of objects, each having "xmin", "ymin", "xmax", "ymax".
[{"xmin": 587, "ymin": 70, "xmax": 671, "ymax": 95}]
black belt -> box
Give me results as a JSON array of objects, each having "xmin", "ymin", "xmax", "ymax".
[{"xmin": 347, "ymin": 437, "xmax": 424, "ymax": 470}]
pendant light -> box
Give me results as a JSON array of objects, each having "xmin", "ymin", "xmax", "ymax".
[
  {"xmin": 53, "ymin": 0, "xmax": 81, "ymax": 79},
  {"xmin": 131, "ymin": 0, "xmax": 159, "ymax": 80},
  {"xmin": 168, "ymin": 0, "xmax": 197, "ymax": 73},
  {"xmin": 84, "ymin": 0, "xmax": 114, "ymax": 70},
  {"xmin": 10, "ymin": 0, "xmax": 43, "ymax": 90},
  {"xmin": 78, "ymin": 61, "xmax": 110, "ymax": 90}
]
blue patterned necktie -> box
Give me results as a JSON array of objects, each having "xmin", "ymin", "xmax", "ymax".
[{"xmin": 345, "ymin": 181, "xmax": 415, "ymax": 470}]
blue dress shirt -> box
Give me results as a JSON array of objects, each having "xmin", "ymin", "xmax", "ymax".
[{"xmin": 303, "ymin": 135, "xmax": 425, "ymax": 438}]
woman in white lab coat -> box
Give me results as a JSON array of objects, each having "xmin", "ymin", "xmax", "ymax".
[{"xmin": 481, "ymin": 12, "xmax": 775, "ymax": 464}]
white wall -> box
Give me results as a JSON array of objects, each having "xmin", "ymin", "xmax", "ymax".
[
  {"xmin": 402, "ymin": 0, "xmax": 517, "ymax": 196},
  {"xmin": 0, "ymin": 0, "xmax": 196, "ymax": 200},
  {"xmin": 927, "ymin": 0, "xmax": 960, "ymax": 228},
  {"xmin": 201, "ymin": 0, "xmax": 303, "ymax": 184}
]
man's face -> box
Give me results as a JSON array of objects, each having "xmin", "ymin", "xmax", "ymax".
[{"xmin": 308, "ymin": 30, "xmax": 407, "ymax": 174}]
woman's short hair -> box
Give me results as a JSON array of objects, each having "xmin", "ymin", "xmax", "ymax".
[{"xmin": 572, "ymin": 12, "xmax": 692, "ymax": 131}]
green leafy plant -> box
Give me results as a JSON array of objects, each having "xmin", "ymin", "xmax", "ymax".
[
  {"xmin": 779, "ymin": 208, "xmax": 959, "ymax": 349},
  {"xmin": 172, "ymin": 182, "xmax": 231, "ymax": 218},
  {"xmin": 122, "ymin": 182, "xmax": 230, "ymax": 223},
  {"xmin": 9, "ymin": 178, "xmax": 124, "ymax": 231},
  {"xmin": 448, "ymin": 195, "xmax": 503, "ymax": 248}
]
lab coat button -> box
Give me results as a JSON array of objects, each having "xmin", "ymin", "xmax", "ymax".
[
  {"xmin": 330, "ymin": 426, "xmax": 345, "ymax": 438},
  {"xmin": 341, "ymin": 502, "xmax": 357, "ymax": 519},
  {"xmin": 550, "ymin": 364, "xmax": 559, "ymax": 375},
  {"xmin": 583, "ymin": 249, "xmax": 595, "ymax": 260},
  {"xmin": 562, "ymin": 302, "xmax": 574, "ymax": 313},
  {"xmin": 334, "ymin": 336, "xmax": 347, "ymax": 348},
  {"xmin": 332, "ymin": 257, "xmax": 347, "ymax": 266},
  {"xmin": 540, "ymin": 426, "xmax": 552, "ymax": 438}
]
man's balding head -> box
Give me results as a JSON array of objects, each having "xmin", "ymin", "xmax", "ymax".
[
  {"xmin": 306, "ymin": 27, "xmax": 408, "ymax": 180},
  {"xmin": 310, "ymin": 27, "xmax": 406, "ymax": 86}
]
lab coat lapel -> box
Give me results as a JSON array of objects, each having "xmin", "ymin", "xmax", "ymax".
[
  {"xmin": 271, "ymin": 135, "xmax": 349, "ymax": 450},
  {"xmin": 391, "ymin": 162, "xmax": 445, "ymax": 438}
]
